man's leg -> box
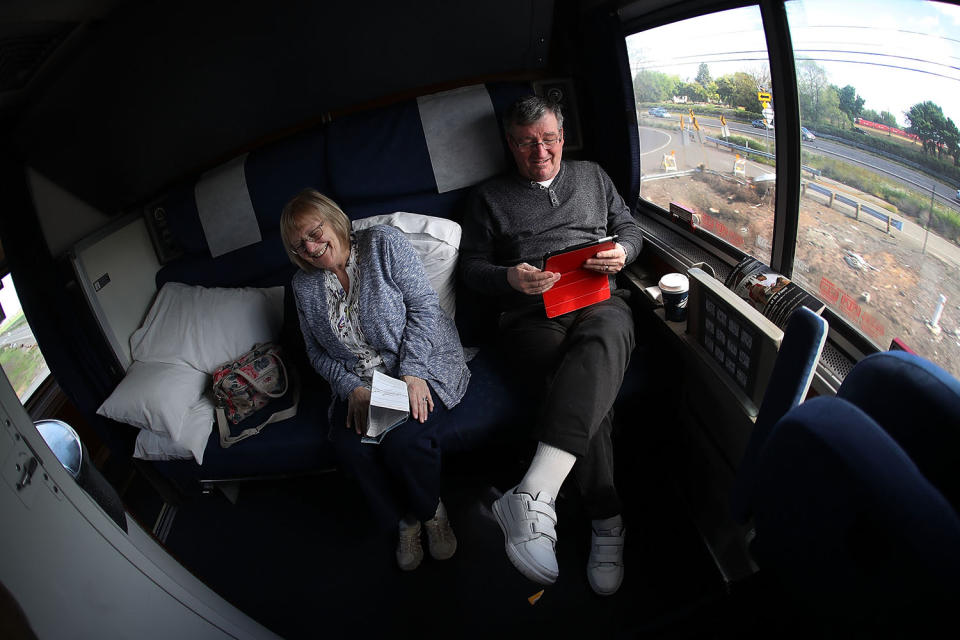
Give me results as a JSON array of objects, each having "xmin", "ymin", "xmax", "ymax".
[
  {"xmin": 493, "ymin": 295, "xmax": 634, "ymax": 587},
  {"xmin": 545, "ymin": 296, "xmax": 633, "ymax": 596}
]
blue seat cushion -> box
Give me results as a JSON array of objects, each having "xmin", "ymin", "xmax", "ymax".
[
  {"xmin": 326, "ymin": 100, "xmax": 436, "ymax": 203},
  {"xmin": 246, "ymin": 127, "xmax": 328, "ymax": 230},
  {"xmin": 837, "ymin": 350, "xmax": 960, "ymax": 510}
]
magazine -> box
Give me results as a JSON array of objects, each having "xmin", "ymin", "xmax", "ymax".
[{"xmin": 724, "ymin": 257, "xmax": 825, "ymax": 329}]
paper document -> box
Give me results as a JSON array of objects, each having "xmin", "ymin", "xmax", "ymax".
[{"xmin": 363, "ymin": 371, "xmax": 410, "ymax": 444}]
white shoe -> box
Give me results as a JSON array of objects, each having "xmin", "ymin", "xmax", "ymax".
[
  {"xmin": 587, "ymin": 525, "xmax": 625, "ymax": 595},
  {"xmin": 424, "ymin": 503, "xmax": 458, "ymax": 560},
  {"xmin": 492, "ymin": 486, "xmax": 559, "ymax": 585},
  {"xmin": 396, "ymin": 520, "xmax": 423, "ymax": 571}
]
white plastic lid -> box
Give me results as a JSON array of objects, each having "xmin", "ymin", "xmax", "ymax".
[{"xmin": 658, "ymin": 272, "xmax": 689, "ymax": 293}]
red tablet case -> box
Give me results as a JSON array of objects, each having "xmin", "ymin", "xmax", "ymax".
[{"xmin": 542, "ymin": 240, "xmax": 616, "ymax": 318}]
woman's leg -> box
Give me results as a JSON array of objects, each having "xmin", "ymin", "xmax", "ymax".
[
  {"xmin": 328, "ymin": 397, "xmax": 403, "ymax": 531},
  {"xmin": 378, "ymin": 399, "xmax": 449, "ymax": 523}
]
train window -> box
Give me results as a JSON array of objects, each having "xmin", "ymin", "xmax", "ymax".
[
  {"xmin": 0, "ymin": 272, "xmax": 51, "ymax": 402},
  {"xmin": 785, "ymin": 0, "xmax": 960, "ymax": 378},
  {"xmin": 628, "ymin": 6, "xmax": 776, "ymax": 264}
]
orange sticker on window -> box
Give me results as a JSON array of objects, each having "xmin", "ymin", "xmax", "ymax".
[
  {"xmin": 840, "ymin": 292, "xmax": 862, "ymax": 321},
  {"xmin": 819, "ymin": 277, "xmax": 841, "ymax": 305}
]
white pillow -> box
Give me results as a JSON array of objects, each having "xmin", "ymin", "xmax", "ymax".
[
  {"xmin": 133, "ymin": 401, "xmax": 213, "ymax": 465},
  {"xmin": 134, "ymin": 430, "xmax": 193, "ymax": 461},
  {"xmin": 97, "ymin": 361, "xmax": 208, "ymax": 437},
  {"xmin": 351, "ymin": 212, "xmax": 460, "ymax": 318},
  {"xmin": 130, "ymin": 282, "xmax": 284, "ymax": 374}
]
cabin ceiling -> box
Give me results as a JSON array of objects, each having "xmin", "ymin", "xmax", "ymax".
[{"xmin": 0, "ymin": 0, "xmax": 566, "ymax": 214}]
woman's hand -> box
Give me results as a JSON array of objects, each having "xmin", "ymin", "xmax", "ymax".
[
  {"xmin": 347, "ymin": 386, "xmax": 371, "ymax": 435},
  {"xmin": 402, "ymin": 375, "xmax": 434, "ymax": 423}
]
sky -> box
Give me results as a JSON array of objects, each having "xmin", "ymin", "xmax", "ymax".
[
  {"xmin": 626, "ymin": 0, "xmax": 960, "ymax": 127},
  {"xmin": 0, "ymin": 274, "xmax": 23, "ymax": 328}
]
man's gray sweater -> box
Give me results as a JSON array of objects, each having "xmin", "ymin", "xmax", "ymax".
[{"xmin": 460, "ymin": 160, "xmax": 643, "ymax": 312}]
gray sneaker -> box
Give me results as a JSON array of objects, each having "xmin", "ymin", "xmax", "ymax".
[
  {"xmin": 396, "ymin": 520, "xmax": 423, "ymax": 571},
  {"xmin": 587, "ymin": 525, "xmax": 625, "ymax": 595},
  {"xmin": 492, "ymin": 486, "xmax": 559, "ymax": 584},
  {"xmin": 424, "ymin": 508, "xmax": 458, "ymax": 560}
]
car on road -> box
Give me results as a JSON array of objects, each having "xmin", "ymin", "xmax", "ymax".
[
  {"xmin": 752, "ymin": 119, "xmax": 773, "ymax": 130},
  {"xmin": 955, "ymin": 187, "xmax": 960, "ymax": 202},
  {"xmin": 648, "ymin": 107, "xmax": 668, "ymax": 117},
  {"xmin": 801, "ymin": 126, "xmax": 816, "ymax": 141}
]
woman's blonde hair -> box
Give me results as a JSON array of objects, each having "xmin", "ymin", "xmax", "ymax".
[{"xmin": 280, "ymin": 189, "xmax": 351, "ymax": 272}]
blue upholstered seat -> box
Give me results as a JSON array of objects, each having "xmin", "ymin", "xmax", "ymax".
[
  {"xmin": 731, "ymin": 306, "xmax": 829, "ymax": 522},
  {"xmin": 743, "ymin": 350, "xmax": 960, "ymax": 630}
]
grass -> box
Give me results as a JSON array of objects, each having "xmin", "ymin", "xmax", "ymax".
[
  {"xmin": 802, "ymin": 150, "xmax": 960, "ymax": 242},
  {"xmin": 0, "ymin": 344, "xmax": 48, "ymax": 398},
  {"xmin": 813, "ymin": 122, "xmax": 960, "ymax": 185}
]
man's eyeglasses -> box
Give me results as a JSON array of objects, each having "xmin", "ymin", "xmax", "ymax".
[
  {"xmin": 291, "ymin": 222, "xmax": 324, "ymax": 256},
  {"xmin": 512, "ymin": 134, "xmax": 562, "ymax": 150}
]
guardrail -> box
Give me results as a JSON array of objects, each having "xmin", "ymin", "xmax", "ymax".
[
  {"xmin": 703, "ymin": 135, "xmax": 822, "ymax": 177},
  {"xmin": 804, "ymin": 181, "xmax": 903, "ymax": 232}
]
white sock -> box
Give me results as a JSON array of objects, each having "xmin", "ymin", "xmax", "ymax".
[
  {"xmin": 592, "ymin": 514, "xmax": 623, "ymax": 534},
  {"xmin": 400, "ymin": 514, "xmax": 419, "ymax": 530},
  {"xmin": 430, "ymin": 500, "xmax": 447, "ymax": 521},
  {"xmin": 517, "ymin": 442, "xmax": 576, "ymax": 500}
]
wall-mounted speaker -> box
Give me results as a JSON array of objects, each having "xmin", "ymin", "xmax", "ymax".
[
  {"xmin": 533, "ymin": 78, "xmax": 582, "ymax": 151},
  {"xmin": 143, "ymin": 201, "xmax": 183, "ymax": 265}
]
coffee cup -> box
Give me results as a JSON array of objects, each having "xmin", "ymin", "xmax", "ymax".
[{"xmin": 659, "ymin": 273, "xmax": 689, "ymax": 322}]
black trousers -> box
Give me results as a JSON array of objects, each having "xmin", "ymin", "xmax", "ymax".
[
  {"xmin": 329, "ymin": 388, "xmax": 449, "ymax": 532},
  {"xmin": 499, "ymin": 293, "xmax": 635, "ymax": 519}
]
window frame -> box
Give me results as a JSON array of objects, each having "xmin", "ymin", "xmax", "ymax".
[
  {"xmin": 0, "ymin": 264, "xmax": 58, "ymax": 414},
  {"xmin": 620, "ymin": 0, "xmax": 886, "ymax": 366}
]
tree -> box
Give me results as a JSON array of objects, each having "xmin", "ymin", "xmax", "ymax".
[
  {"xmin": 838, "ymin": 85, "xmax": 865, "ymax": 123},
  {"xmin": 879, "ymin": 111, "xmax": 899, "ymax": 128},
  {"xmin": 633, "ymin": 69, "xmax": 677, "ymax": 103},
  {"xmin": 745, "ymin": 65, "xmax": 771, "ymax": 95},
  {"xmin": 861, "ymin": 108, "xmax": 881, "ymax": 123},
  {"xmin": 695, "ymin": 63, "xmax": 711, "ymax": 87},
  {"xmin": 905, "ymin": 101, "xmax": 949, "ymax": 158},
  {"xmin": 820, "ymin": 87, "xmax": 846, "ymax": 127},
  {"xmin": 715, "ymin": 76, "xmax": 734, "ymax": 105},
  {"xmin": 797, "ymin": 61, "xmax": 831, "ymax": 124},
  {"xmin": 943, "ymin": 117, "xmax": 960, "ymax": 166},
  {"xmin": 715, "ymin": 72, "xmax": 759, "ymax": 111},
  {"xmin": 674, "ymin": 81, "xmax": 707, "ymax": 103}
]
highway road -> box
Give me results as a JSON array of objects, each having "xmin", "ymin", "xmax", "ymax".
[
  {"xmin": 641, "ymin": 111, "xmax": 960, "ymax": 212},
  {"xmin": 638, "ymin": 118, "xmax": 960, "ymax": 268},
  {"xmin": 0, "ymin": 322, "xmax": 37, "ymax": 348},
  {"xmin": 639, "ymin": 123, "xmax": 776, "ymax": 180}
]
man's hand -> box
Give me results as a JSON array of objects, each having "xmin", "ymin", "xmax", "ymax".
[
  {"xmin": 402, "ymin": 375, "xmax": 434, "ymax": 423},
  {"xmin": 347, "ymin": 386, "xmax": 371, "ymax": 435},
  {"xmin": 507, "ymin": 262, "xmax": 561, "ymax": 295},
  {"xmin": 584, "ymin": 242, "xmax": 627, "ymax": 275}
]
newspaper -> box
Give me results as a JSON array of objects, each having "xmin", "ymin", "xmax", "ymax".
[
  {"xmin": 362, "ymin": 371, "xmax": 410, "ymax": 444},
  {"xmin": 724, "ymin": 257, "xmax": 825, "ymax": 329}
]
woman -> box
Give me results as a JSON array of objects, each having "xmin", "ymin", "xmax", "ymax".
[{"xmin": 281, "ymin": 189, "xmax": 470, "ymax": 571}]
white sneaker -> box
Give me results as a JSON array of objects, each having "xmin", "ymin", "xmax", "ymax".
[
  {"xmin": 396, "ymin": 520, "xmax": 423, "ymax": 571},
  {"xmin": 492, "ymin": 486, "xmax": 559, "ymax": 585},
  {"xmin": 424, "ymin": 504, "xmax": 458, "ymax": 560},
  {"xmin": 587, "ymin": 525, "xmax": 625, "ymax": 596}
]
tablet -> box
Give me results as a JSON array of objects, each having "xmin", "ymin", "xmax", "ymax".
[{"xmin": 542, "ymin": 235, "xmax": 618, "ymax": 318}]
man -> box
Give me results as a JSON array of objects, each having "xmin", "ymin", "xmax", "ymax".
[{"xmin": 460, "ymin": 95, "xmax": 643, "ymax": 595}]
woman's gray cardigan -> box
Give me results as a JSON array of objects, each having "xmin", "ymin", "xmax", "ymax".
[{"xmin": 292, "ymin": 224, "xmax": 470, "ymax": 409}]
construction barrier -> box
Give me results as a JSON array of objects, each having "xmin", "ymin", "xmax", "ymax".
[{"xmin": 733, "ymin": 157, "xmax": 746, "ymax": 178}]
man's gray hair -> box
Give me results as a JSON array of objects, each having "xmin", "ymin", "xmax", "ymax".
[{"xmin": 504, "ymin": 95, "xmax": 564, "ymax": 135}]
